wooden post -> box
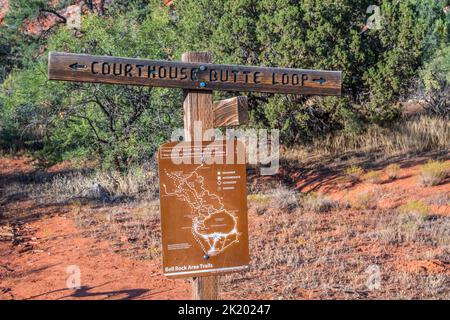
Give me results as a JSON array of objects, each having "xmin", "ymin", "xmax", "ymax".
[{"xmin": 182, "ymin": 51, "xmax": 219, "ymax": 300}]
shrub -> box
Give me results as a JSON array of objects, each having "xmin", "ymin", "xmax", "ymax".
[
  {"xmin": 421, "ymin": 45, "xmax": 450, "ymax": 118},
  {"xmin": 385, "ymin": 164, "xmax": 401, "ymax": 180},
  {"xmin": 345, "ymin": 165, "xmax": 364, "ymax": 183},
  {"xmin": 248, "ymin": 193, "xmax": 271, "ymax": 215},
  {"xmin": 248, "ymin": 188, "xmax": 299, "ymax": 214},
  {"xmin": 398, "ymin": 200, "xmax": 430, "ymax": 217},
  {"xmin": 392, "ymin": 200, "xmax": 431, "ymax": 243},
  {"xmin": 418, "ymin": 160, "xmax": 449, "ymax": 186},
  {"xmin": 248, "ymin": 193, "xmax": 270, "ymax": 203},
  {"xmin": 365, "ymin": 170, "xmax": 383, "ymax": 184},
  {"xmin": 353, "ymin": 191, "xmax": 378, "ymax": 210},
  {"xmin": 426, "ymin": 192, "xmax": 450, "ymax": 206},
  {"xmin": 269, "ymin": 186, "xmax": 299, "ymax": 213},
  {"xmin": 301, "ymin": 192, "xmax": 337, "ymax": 213}
]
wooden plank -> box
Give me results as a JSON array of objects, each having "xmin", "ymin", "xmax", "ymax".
[
  {"xmin": 213, "ymin": 96, "xmax": 249, "ymax": 127},
  {"xmin": 182, "ymin": 52, "xmax": 219, "ymax": 300},
  {"xmin": 48, "ymin": 51, "xmax": 342, "ymax": 96}
]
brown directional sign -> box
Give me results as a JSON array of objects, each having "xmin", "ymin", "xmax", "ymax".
[
  {"xmin": 158, "ymin": 140, "xmax": 249, "ymax": 278},
  {"xmin": 48, "ymin": 51, "xmax": 342, "ymax": 95}
]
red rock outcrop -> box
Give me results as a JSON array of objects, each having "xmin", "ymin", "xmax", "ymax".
[{"xmin": 0, "ymin": 0, "xmax": 9, "ymax": 25}]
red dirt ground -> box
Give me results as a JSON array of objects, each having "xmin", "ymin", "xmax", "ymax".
[
  {"xmin": 0, "ymin": 158, "xmax": 190, "ymax": 300},
  {"xmin": 323, "ymin": 164, "xmax": 450, "ymax": 216},
  {"xmin": 1, "ymin": 156, "xmax": 449, "ymax": 299},
  {"xmin": 1, "ymin": 215, "xmax": 189, "ymax": 300}
]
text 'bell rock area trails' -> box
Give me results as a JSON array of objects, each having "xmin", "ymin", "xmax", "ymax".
[
  {"xmin": 48, "ymin": 52, "xmax": 342, "ymax": 95},
  {"xmin": 158, "ymin": 141, "xmax": 249, "ymax": 278}
]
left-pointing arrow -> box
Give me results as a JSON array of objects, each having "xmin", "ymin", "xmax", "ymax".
[{"xmin": 69, "ymin": 63, "xmax": 87, "ymax": 70}]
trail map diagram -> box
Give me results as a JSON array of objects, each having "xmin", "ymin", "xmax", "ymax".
[
  {"xmin": 162, "ymin": 164, "xmax": 240, "ymax": 257},
  {"xmin": 158, "ymin": 140, "xmax": 249, "ymax": 278}
]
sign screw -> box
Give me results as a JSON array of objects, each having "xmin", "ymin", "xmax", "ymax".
[
  {"xmin": 203, "ymin": 254, "xmax": 210, "ymax": 260},
  {"xmin": 200, "ymin": 82, "xmax": 207, "ymax": 88},
  {"xmin": 199, "ymin": 65, "xmax": 206, "ymax": 71}
]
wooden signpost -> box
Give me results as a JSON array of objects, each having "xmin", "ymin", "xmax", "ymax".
[
  {"xmin": 48, "ymin": 50, "xmax": 342, "ymax": 300},
  {"xmin": 48, "ymin": 52, "xmax": 342, "ymax": 96}
]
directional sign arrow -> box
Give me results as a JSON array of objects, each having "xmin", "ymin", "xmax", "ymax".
[
  {"xmin": 69, "ymin": 62, "xmax": 87, "ymax": 70},
  {"xmin": 313, "ymin": 77, "xmax": 327, "ymax": 85}
]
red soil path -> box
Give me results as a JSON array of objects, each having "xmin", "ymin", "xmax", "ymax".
[{"xmin": 0, "ymin": 158, "xmax": 190, "ymax": 300}]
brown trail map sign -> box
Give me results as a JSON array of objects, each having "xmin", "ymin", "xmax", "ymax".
[{"xmin": 158, "ymin": 140, "xmax": 249, "ymax": 278}]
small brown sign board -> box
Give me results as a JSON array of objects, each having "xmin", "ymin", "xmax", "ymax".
[
  {"xmin": 48, "ymin": 52, "xmax": 342, "ymax": 95},
  {"xmin": 158, "ymin": 140, "xmax": 249, "ymax": 278}
]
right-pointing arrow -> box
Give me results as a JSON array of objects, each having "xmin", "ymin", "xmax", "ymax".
[{"xmin": 313, "ymin": 77, "xmax": 327, "ymax": 85}]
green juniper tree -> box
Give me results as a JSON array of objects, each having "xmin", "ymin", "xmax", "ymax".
[
  {"xmin": 1, "ymin": 1, "xmax": 182, "ymax": 170},
  {"xmin": 176, "ymin": 0, "xmax": 449, "ymax": 143},
  {"xmin": 420, "ymin": 44, "xmax": 450, "ymax": 117}
]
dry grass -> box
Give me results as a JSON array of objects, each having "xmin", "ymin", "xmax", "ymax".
[
  {"xmin": 269, "ymin": 186, "xmax": 299, "ymax": 212},
  {"xmin": 249, "ymin": 186, "xmax": 300, "ymax": 215},
  {"xmin": 345, "ymin": 165, "xmax": 364, "ymax": 183},
  {"xmin": 248, "ymin": 193, "xmax": 271, "ymax": 215},
  {"xmin": 0, "ymin": 164, "xmax": 162, "ymax": 260},
  {"xmin": 312, "ymin": 116, "xmax": 449, "ymax": 156},
  {"xmin": 418, "ymin": 160, "xmax": 449, "ymax": 186},
  {"xmin": 385, "ymin": 164, "xmax": 401, "ymax": 180},
  {"xmin": 426, "ymin": 192, "xmax": 450, "ymax": 206},
  {"xmin": 374, "ymin": 209, "xmax": 450, "ymax": 247},
  {"xmin": 301, "ymin": 192, "xmax": 339, "ymax": 213},
  {"xmin": 24, "ymin": 166, "xmax": 159, "ymax": 204},
  {"xmin": 398, "ymin": 200, "xmax": 430, "ymax": 216},
  {"xmin": 223, "ymin": 205, "xmax": 450, "ymax": 299},
  {"xmin": 353, "ymin": 191, "xmax": 379, "ymax": 210},
  {"xmin": 284, "ymin": 115, "xmax": 449, "ymax": 161},
  {"xmin": 71, "ymin": 200, "xmax": 162, "ymax": 260},
  {"xmin": 365, "ymin": 170, "xmax": 383, "ymax": 184},
  {"xmin": 2, "ymin": 114, "xmax": 448, "ymax": 300}
]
